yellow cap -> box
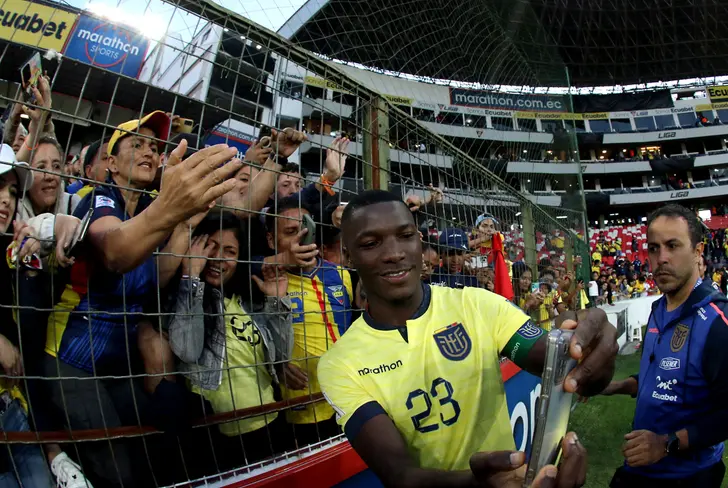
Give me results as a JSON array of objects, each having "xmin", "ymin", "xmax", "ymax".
[{"xmin": 107, "ymin": 111, "xmax": 171, "ymax": 156}]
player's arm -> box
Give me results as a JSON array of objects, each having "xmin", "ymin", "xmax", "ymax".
[
  {"xmin": 351, "ymin": 413, "xmax": 478, "ymax": 488},
  {"xmin": 499, "ymin": 306, "xmax": 618, "ymax": 396}
]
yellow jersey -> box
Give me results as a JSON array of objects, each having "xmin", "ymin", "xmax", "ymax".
[
  {"xmin": 319, "ymin": 284, "xmax": 528, "ymax": 471},
  {"xmin": 282, "ymin": 259, "xmax": 353, "ymax": 424},
  {"xmin": 191, "ymin": 296, "xmax": 276, "ymax": 437}
]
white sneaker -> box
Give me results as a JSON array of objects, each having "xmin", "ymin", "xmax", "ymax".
[{"xmin": 50, "ymin": 452, "xmax": 94, "ymax": 488}]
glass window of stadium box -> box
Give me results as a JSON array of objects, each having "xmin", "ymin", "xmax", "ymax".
[
  {"xmin": 654, "ymin": 114, "xmax": 676, "ymax": 130},
  {"xmin": 517, "ymin": 118, "xmax": 537, "ymax": 132},
  {"xmin": 564, "ymin": 119, "xmax": 585, "ymax": 132},
  {"xmin": 280, "ymin": 80, "xmax": 303, "ymax": 99},
  {"xmin": 703, "ymin": 136, "xmax": 724, "ymax": 152},
  {"xmin": 304, "ymin": 85, "xmax": 325, "ymax": 100},
  {"xmin": 413, "ymin": 107, "xmax": 435, "ymax": 122},
  {"xmin": 492, "ymin": 116, "xmax": 514, "ymax": 131},
  {"xmin": 437, "ymin": 112, "xmax": 463, "ymax": 126},
  {"xmin": 717, "ymin": 109, "xmax": 728, "ymax": 123},
  {"xmin": 466, "ymin": 115, "xmax": 487, "ymax": 128},
  {"xmin": 635, "ymin": 116, "xmax": 656, "ymax": 131},
  {"xmin": 677, "ymin": 111, "xmax": 697, "ymax": 127},
  {"xmin": 588, "ymin": 119, "xmax": 610, "ymax": 133},
  {"xmin": 332, "ymin": 91, "xmax": 357, "ymax": 106},
  {"xmin": 611, "ymin": 118, "xmax": 631, "ymax": 132},
  {"xmin": 541, "ymin": 119, "xmax": 563, "ymax": 132}
]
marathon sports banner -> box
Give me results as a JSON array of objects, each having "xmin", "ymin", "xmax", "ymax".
[
  {"xmin": 203, "ymin": 120, "xmax": 256, "ymax": 161},
  {"xmin": 0, "ymin": 0, "xmax": 77, "ymax": 51},
  {"xmin": 63, "ymin": 14, "xmax": 150, "ymax": 78},
  {"xmin": 449, "ymin": 87, "xmax": 567, "ymax": 112}
]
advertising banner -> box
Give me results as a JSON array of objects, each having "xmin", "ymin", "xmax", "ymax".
[
  {"xmin": 450, "ymin": 87, "xmax": 567, "ymax": 112},
  {"xmin": 64, "ymin": 14, "xmax": 149, "ymax": 78},
  {"xmin": 203, "ymin": 119, "xmax": 257, "ymax": 161},
  {"xmin": 0, "ymin": 0, "xmax": 76, "ymax": 51},
  {"xmin": 707, "ymin": 85, "xmax": 728, "ymax": 102}
]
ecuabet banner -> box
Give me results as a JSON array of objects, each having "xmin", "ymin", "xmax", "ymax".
[
  {"xmin": 0, "ymin": 0, "xmax": 77, "ymax": 51},
  {"xmin": 63, "ymin": 14, "xmax": 149, "ymax": 78}
]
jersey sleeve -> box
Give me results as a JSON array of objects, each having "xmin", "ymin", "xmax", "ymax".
[
  {"xmin": 82, "ymin": 186, "xmax": 126, "ymax": 223},
  {"xmin": 318, "ymin": 352, "xmax": 384, "ymax": 441},
  {"xmin": 468, "ymin": 288, "xmax": 532, "ymax": 354}
]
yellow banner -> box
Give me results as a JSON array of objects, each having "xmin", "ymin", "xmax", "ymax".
[
  {"xmin": 581, "ymin": 112, "xmax": 609, "ymax": 120},
  {"xmin": 696, "ymin": 102, "xmax": 728, "ymax": 111},
  {"xmin": 304, "ymin": 75, "xmax": 350, "ymax": 93},
  {"xmin": 707, "ymin": 85, "xmax": 728, "ymax": 101},
  {"xmin": 518, "ymin": 111, "xmax": 608, "ymax": 120},
  {"xmin": 515, "ymin": 111, "xmax": 537, "ymax": 119},
  {"xmin": 0, "ymin": 0, "xmax": 77, "ymax": 51},
  {"xmin": 383, "ymin": 94, "xmax": 413, "ymax": 106}
]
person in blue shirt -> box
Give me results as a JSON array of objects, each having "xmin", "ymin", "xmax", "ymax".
[
  {"xmin": 599, "ymin": 205, "xmax": 728, "ymax": 488},
  {"xmin": 427, "ymin": 228, "xmax": 478, "ymax": 289}
]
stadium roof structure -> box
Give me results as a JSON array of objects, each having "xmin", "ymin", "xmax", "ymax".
[{"xmin": 278, "ymin": 0, "xmax": 728, "ymax": 89}]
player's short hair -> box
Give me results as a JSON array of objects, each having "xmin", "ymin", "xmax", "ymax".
[
  {"xmin": 340, "ymin": 190, "xmax": 409, "ymax": 230},
  {"xmin": 646, "ymin": 204, "xmax": 702, "ymax": 248},
  {"xmin": 265, "ymin": 196, "xmax": 313, "ymax": 232}
]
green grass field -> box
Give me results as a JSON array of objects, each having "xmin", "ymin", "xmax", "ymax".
[{"xmin": 568, "ymin": 351, "xmax": 728, "ymax": 487}]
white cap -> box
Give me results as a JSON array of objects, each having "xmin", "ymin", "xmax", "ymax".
[{"xmin": 0, "ymin": 144, "xmax": 32, "ymax": 193}]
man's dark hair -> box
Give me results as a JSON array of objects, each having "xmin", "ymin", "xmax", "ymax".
[
  {"xmin": 265, "ymin": 195, "xmax": 313, "ymax": 233},
  {"xmin": 646, "ymin": 204, "xmax": 703, "ymax": 248},
  {"xmin": 280, "ymin": 162, "xmax": 306, "ymax": 179},
  {"xmin": 340, "ymin": 190, "xmax": 408, "ymax": 230},
  {"xmin": 83, "ymin": 137, "xmax": 111, "ymax": 169}
]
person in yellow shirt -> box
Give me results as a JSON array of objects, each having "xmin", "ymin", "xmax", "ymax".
[
  {"xmin": 264, "ymin": 197, "xmax": 353, "ymax": 447},
  {"xmin": 166, "ymin": 212, "xmax": 293, "ymax": 466},
  {"xmin": 319, "ymin": 190, "xmax": 619, "ymax": 487}
]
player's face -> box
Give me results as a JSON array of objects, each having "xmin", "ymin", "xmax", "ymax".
[
  {"xmin": 648, "ymin": 216, "xmax": 702, "ymax": 295},
  {"xmin": 344, "ymin": 201, "xmax": 422, "ymax": 302}
]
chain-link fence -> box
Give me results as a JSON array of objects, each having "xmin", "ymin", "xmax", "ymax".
[{"xmin": 0, "ymin": 0, "xmax": 589, "ymax": 486}]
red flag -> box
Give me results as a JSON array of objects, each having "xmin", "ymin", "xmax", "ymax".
[{"xmin": 490, "ymin": 232, "xmax": 514, "ymax": 301}]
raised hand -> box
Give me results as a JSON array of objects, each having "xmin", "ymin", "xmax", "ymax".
[
  {"xmin": 252, "ymin": 263, "xmax": 288, "ymax": 297},
  {"xmin": 272, "ymin": 127, "xmax": 307, "ymax": 158},
  {"xmin": 158, "ymin": 140, "xmax": 241, "ymax": 225},
  {"xmin": 22, "ymin": 74, "xmax": 52, "ymax": 124},
  {"xmin": 182, "ymin": 234, "xmax": 214, "ymax": 278},
  {"xmin": 244, "ymin": 140, "xmax": 274, "ymax": 165},
  {"xmin": 324, "ymin": 136, "xmax": 350, "ymax": 181}
]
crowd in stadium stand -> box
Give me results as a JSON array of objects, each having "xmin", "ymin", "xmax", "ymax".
[{"xmin": 0, "ymin": 74, "xmax": 722, "ymax": 487}]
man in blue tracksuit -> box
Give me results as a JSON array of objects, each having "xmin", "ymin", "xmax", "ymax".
[{"xmin": 605, "ymin": 204, "xmax": 728, "ymax": 487}]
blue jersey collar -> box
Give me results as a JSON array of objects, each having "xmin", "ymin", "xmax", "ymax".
[{"xmin": 363, "ymin": 282, "xmax": 431, "ymax": 331}]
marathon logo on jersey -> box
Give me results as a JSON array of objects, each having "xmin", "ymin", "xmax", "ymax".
[
  {"xmin": 516, "ymin": 321, "xmax": 544, "ymax": 340},
  {"xmin": 433, "ymin": 322, "xmax": 472, "ymax": 361},
  {"xmin": 358, "ymin": 359, "xmax": 403, "ymax": 377},
  {"xmin": 671, "ymin": 323, "xmax": 689, "ymax": 352},
  {"xmin": 328, "ymin": 285, "xmax": 345, "ymax": 305},
  {"xmin": 659, "ymin": 357, "xmax": 680, "ymax": 371},
  {"xmin": 95, "ymin": 195, "xmax": 115, "ymax": 209}
]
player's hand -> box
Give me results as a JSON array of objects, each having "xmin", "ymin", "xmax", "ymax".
[
  {"xmin": 282, "ymin": 363, "xmax": 308, "ymax": 390},
  {"xmin": 623, "ymin": 430, "xmax": 667, "ymax": 467},
  {"xmin": 470, "ymin": 433, "xmax": 587, "ymax": 487},
  {"xmin": 557, "ymin": 308, "xmax": 618, "ymax": 397}
]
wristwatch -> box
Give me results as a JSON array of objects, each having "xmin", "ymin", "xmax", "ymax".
[{"xmin": 665, "ymin": 432, "xmax": 680, "ymax": 455}]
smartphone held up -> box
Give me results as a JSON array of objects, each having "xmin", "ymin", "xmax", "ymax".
[{"xmin": 523, "ymin": 329, "xmax": 578, "ymax": 488}]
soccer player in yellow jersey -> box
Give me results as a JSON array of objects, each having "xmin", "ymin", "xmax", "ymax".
[
  {"xmin": 265, "ymin": 197, "xmax": 353, "ymax": 446},
  {"xmin": 319, "ymin": 191, "xmax": 619, "ymax": 487}
]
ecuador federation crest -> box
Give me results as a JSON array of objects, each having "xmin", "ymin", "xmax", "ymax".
[
  {"xmin": 670, "ymin": 323, "xmax": 689, "ymax": 353},
  {"xmin": 433, "ymin": 323, "xmax": 472, "ymax": 361},
  {"xmin": 327, "ymin": 285, "xmax": 345, "ymax": 305}
]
